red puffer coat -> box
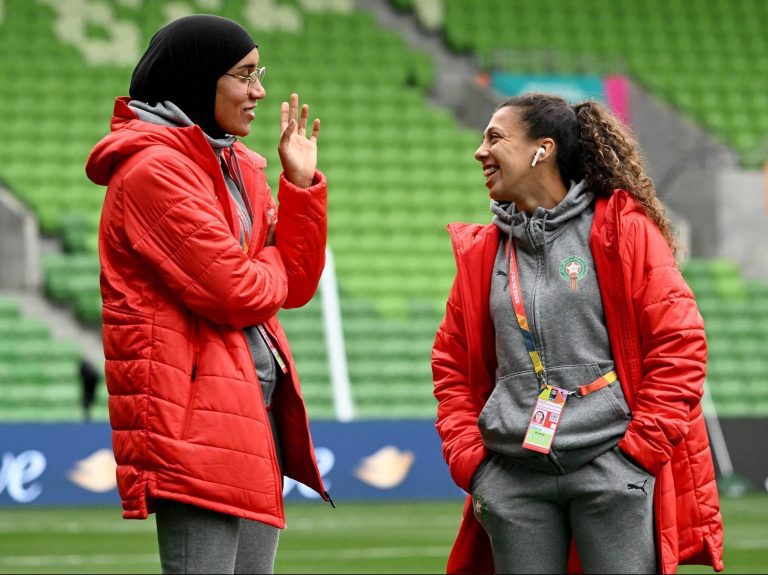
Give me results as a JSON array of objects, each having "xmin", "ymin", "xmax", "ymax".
[
  {"xmin": 86, "ymin": 97, "xmax": 328, "ymax": 527},
  {"xmin": 433, "ymin": 190, "xmax": 723, "ymax": 574}
]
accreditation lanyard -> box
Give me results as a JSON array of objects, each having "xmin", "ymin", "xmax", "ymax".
[
  {"xmin": 245, "ymin": 238, "xmax": 287, "ymax": 375},
  {"xmin": 505, "ymin": 238, "xmax": 617, "ymax": 453},
  {"xmin": 505, "ymin": 238, "xmax": 547, "ymax": 388},
  {"xmin": 256, "ymin": 324, "xmax": 288, "ymax": 375}
]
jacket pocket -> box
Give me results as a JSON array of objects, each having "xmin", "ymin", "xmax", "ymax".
[
  {"xmin": 181, "ymin": 318, "xmax": 201, "ymax": 440},
  {"xmin": 469, "ymin": 453, "xmax": 494, "ymax": 494}
]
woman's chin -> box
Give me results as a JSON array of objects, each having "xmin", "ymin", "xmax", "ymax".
[{"xmin": 488, "ymin": 188, "xmax": 513, "ymax": 202}]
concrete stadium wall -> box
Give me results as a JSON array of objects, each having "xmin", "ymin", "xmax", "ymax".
[
  {"xmin": 659, "ymin": 169, "xmax": 768, "ymax": 279},
  {"xmin": 630, "ymin": 83, "xmax": 768, "ymax": 279},
  {"xmin": 715, "ymin": 170, "xmax": 768, "ymax": 281},
  {"xmin": 0, "ymin": 185, "xmax": 40, "ymax": 289}
]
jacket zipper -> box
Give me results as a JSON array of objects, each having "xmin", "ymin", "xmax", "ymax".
[
  {"xmin": 250, "ymin": 323, "xmax": 332, "ymax": 507},
  {"xmin": 241, "ymin": 328, "xmax": 287, "ymax": 520},
  {"xmin": 181, "ymin": 318, "xmax": 201, "ymax": 440}
]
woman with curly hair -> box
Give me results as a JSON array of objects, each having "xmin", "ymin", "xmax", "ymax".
[{"xmin": 432, "ymin": 93, "xmax": 723, "ymax": 574}]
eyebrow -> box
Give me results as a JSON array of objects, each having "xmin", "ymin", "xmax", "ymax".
[{"xmin": 236, "ymin": 64, "xmax": 259, "ymax": 71}]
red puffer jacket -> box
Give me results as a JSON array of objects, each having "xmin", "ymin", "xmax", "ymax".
[
  {"xmin": 433, "ymin": 190, "xmax": 723, "ymax": 574},
  {"xmin": 86, "ymin": 97, "xmax": 328, "ymax": 526}
]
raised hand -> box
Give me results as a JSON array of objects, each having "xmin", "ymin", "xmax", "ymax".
[{"xmin": 278, "ymin": 93, "xmax": 320, "ymax": 189}]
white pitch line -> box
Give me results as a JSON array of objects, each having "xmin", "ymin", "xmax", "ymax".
[
  {"xmin": 0, "ymin": 521, "xmax": 153, "ymax": 534},
  {"xmin": 279, "ymin": 546, "xmax": 449, "ymax": 560},
  {"xmin": 0, "ymin": 515, "xmax": 461, "ymax": 534},
  {"xmin": 286, "ymin": 516, "xmax": 460, "ymax": 530},
  {"xmin": 0, "ymin": 554, "xmax": 158, "ymax": 567},
  {"xmin": 0, "ymin": 547, "xmax": 450, "ymax": 567}
]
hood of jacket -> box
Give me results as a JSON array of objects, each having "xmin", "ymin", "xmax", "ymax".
[{"xmin": 85, "ymin": 97, "xmax": 266, "ymax": 188}]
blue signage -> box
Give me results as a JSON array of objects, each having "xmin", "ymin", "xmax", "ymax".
[
  {"xmin": 490, "ymin": 73, "xmax": 632, "ymax": 126},
  {"xmin": 492, "ymin": 73, "xmax": 605, "ymax": 103},
  {"xmin": 0, "ymin": 421, "xmax": 464, "ymax": 508}
]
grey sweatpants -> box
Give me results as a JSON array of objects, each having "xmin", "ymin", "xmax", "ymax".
[
  {"xmin": 471, "ymin": 447, "xmax": 656, "ymax": 574},
  {"xmin": 155, "ymin": 499, "xmax": 279, "ymax": 574}
]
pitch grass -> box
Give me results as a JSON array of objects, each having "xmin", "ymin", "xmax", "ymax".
[{"xmin": 0, "ymin": 496, "xmax": 765, "ymax": 573}]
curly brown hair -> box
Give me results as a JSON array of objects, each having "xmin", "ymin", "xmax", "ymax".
[{"xmin": 500, "ymin": 94, "xmax": 680, "ymax": 259}]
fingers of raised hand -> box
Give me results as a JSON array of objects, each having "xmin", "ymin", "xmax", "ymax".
[
  {"xmin": 289, "ymin": 93, "xmax": 299, "ymax": 125},
  {"xmin": 311, "ymin": 118, "xmax": 320, "ymax": 141},
  {"xmin": 280, "ymin": 94, "xmax": 302, "ymax": 134},
  {"xmin": 279, "ymin": 118, "xmax": 296, "ymax": 147},
  {"xmin": 280, "ymin": 94, "xmax": 320, "ymax": 142},
  {"xmin": 299, "ymin": 104, "xmax": 309, "ymax": 134},
  {"xmin": 280, "ymin": 100, "xmax": 289, "ymax": 133}
]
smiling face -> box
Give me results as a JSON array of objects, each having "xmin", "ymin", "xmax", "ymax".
[
  {"xmin": 474, "ymin": 106, "xmax": 540, "ymax": 203},
  {"xmin": 214, "ymin": 47, "xmax": 265, "ymax": 137}
]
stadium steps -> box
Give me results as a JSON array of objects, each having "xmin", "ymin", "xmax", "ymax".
[{"xmin": 0, "ymin": 294, "xmax": 103, "ymax": 422}]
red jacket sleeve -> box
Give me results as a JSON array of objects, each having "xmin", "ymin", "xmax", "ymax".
[
  {"xmin": 618, "ymin": 217, "xmax": 708, "ymax": 476},
  {"xmin": 433, "ymin": 276, "xmax": 488, "ymax": 492},
  {"xmin": 274, "ymin": 170, "xmax": 327, "ymax": 309},
  {"xmin": 122, "ymin": 150, "xmax": 288, "ymax": 328}
]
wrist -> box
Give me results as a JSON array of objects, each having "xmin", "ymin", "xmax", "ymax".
[{"xmin": 284, "ymin": 170, "xmax": 315, "ymax": 189}]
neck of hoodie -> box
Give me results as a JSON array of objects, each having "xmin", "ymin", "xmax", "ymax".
[
  {"xmin": 492, "ymin": 180, "xmax": 592, "ymax": 283},
  {"xmin": 492, "ymin": 179, "xmax": 591, "ymax": 243}
]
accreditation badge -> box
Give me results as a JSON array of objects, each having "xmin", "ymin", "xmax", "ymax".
[{"xmin": 522, "ymin": 385, "xmax": 568, "ymax": 454}]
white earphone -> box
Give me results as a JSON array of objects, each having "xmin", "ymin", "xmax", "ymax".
[{"xmin": 531, "ymin": 146, "xmax": 546, "ymax": 167}]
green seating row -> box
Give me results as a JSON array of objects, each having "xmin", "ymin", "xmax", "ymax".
[
  {"xmin": 683, "ymin": 258, "xmax": 768, "ymax": 415},
  {"xmin": 0, "ymin": 294, "xmax": 98, "ymax": 421}
]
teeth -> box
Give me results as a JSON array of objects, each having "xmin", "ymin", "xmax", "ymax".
[{"xmin": 484, "ymin": 166, "xmax": 498, "ymax": 179}]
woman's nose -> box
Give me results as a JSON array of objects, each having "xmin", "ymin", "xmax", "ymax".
[
  {"xmin": 249, "ymin": 81, "xmax": 266, "ymax": 99},
  {"xmin": 474, "ymin": 143, "xmax": 487, "ymax": 162}
]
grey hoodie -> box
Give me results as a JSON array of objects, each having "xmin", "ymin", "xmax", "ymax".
[
  {"xmin": 480, "ymin": 180, "xmax": 631, "ymax": 474},
  {"xmin": 128, "ymin": 100, "xmax": 279, "ymax": 409}
]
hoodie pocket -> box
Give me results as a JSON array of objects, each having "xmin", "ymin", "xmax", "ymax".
[
  {"xmin": 478, "ymin": 364, "xmax": 628, "ymax": 458},
  {"xmin": 551, "ymin": 364, "xmax": 630, "ymax": 453},
  {"xmin": 477, "ymin": 369, "xmax": 540, "ymax": 458}
]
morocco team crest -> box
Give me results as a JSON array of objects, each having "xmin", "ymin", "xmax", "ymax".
[
  {"xmin": 472, "ymin": 493, "xmax": 488, "ymax": 525},
  {"xmin": 560, "ymin": 256, "xmax": 588, "ymax": 291}
]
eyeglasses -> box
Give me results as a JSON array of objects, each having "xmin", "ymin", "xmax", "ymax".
[{"xmin": 223, "ymin": 67, "xmax": 266, "ymax": 92}]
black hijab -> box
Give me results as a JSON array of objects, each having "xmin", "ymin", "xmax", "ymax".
[{"xmin": 130, "ymin": 15, "xmax": 257, "ymax": 139}]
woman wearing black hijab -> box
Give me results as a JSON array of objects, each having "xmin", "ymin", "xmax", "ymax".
[{"xmin": 86, "ymin": 15, "xmax": 329, "ymax": 573}]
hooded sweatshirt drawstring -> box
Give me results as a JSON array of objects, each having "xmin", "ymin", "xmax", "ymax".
[
  {"xmin": 539, "ymin": 212, "xmax": 551, "ymax": 284},
  {"xmin": 225, "ymin": 146, "xmax": 253, "ymax": 223}
]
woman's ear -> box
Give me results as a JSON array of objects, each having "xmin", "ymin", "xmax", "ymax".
[
  {"xmin": 531, "ymin": 146, "xmax": 546, "ymax": 167},
  {"xmin": 531, "ymin": 138, "xmax": 556, "ymax": 167}
]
